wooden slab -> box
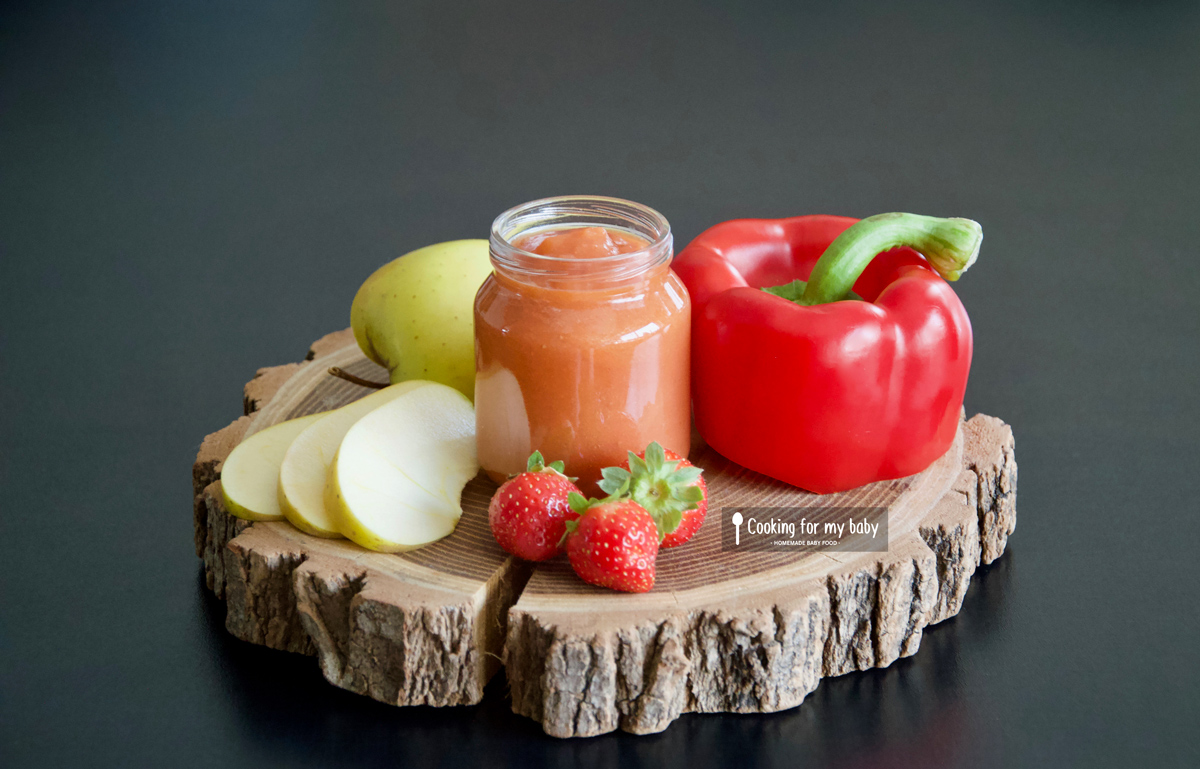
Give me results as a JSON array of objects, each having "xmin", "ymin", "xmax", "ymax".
[{"xmin": 193, "ymin": 329, "xmax": 1017, "ymax": 736}]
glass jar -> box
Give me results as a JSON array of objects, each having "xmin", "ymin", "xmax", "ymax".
[{"xmin": 474, "ymin": 196, "xmax": 691, "ymax": 493}]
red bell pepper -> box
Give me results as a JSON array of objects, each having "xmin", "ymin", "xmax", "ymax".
[{"xmin": 672, "ymin": 213, "xmax": 981, "ymax": 494}]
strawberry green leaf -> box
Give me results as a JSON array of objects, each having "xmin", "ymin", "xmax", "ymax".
[
  {"xmin": 597, "ymin": 466, "xmax": 632, "ymax": 496},
  {"xmin": 559, "ymin": 517, "xmax": 579, "ymax": 548},
  {"xmin": 654, "ymin": 508, "xmax": 683, "ymax": 541},
  {"xmin": 567, "ymin": 491, "xmax": 590, "ymax": 515},
  {"xmin": 669, "ymin": 466, "xmax": 703, "ymax": 486},
  {"xmin": 526, "ymin": 451, "xmax": 575, "ymax": 480},
  {"xmin": 601, "ymin": 466, "xmax": 632, "ymax": 483}
]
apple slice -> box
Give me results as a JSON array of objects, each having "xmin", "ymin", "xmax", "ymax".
[
  {"xmin": 278, "ymin": 381, "xmax": 431, "ymax": 537},
  {"xmin": 221, "ymin": 413, "xmax": 325, "ymax": 521},
  {"xmin": 327, "ymin": 383, "xmax": 478, "ymax": 552}
]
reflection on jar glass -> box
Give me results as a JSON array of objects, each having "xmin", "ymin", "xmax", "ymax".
[{"xmin": 474, "ymin": 196, "xmax": 691, "ymax": 494}]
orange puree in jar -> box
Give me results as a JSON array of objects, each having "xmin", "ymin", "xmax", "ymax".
[
  {"xmin": 475, "ymin": 197, "xmax": 691, "ymax": 494},
  {"xmin": 514, "ymin": 226, "xmax": 649, "ymax": 259}
]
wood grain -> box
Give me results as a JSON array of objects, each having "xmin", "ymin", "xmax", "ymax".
[{"xmin": 192, "ymin": 329, "xmax": 1017, "ymax": 735}]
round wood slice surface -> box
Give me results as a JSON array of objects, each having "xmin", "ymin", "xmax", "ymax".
[{"xmin": 192, "ymin": 329, "xmax": 1017, "ymax": 737}]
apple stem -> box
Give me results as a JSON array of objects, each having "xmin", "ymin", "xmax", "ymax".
[{"xmin": 327, "ymin": 367, "xmax": 388, "ymax": 389}]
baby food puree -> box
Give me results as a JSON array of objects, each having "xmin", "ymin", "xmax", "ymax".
[
  {"xmin": 474, "ymin": 197, "xmax": 691, "ymax": 493},
  {"xmin": 513, "ymin": 225, "xmax": 649, "ymax": 259}
]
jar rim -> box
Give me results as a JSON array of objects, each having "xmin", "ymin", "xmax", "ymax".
[{"xmin": 489, "ymin": 196, "xmax": 672, "ymax": 284}]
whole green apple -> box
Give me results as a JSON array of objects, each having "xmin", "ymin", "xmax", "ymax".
[{"xmin": 351, "ymin": 239, "xmax": 493, "ymax": 400}]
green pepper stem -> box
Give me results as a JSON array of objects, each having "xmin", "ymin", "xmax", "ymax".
[{"xmin": 799, "ymin": 213, "xmax": 982, "ymax": 306}]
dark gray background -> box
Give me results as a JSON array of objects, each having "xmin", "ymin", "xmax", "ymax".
[{"xmin": 2, "ymin": 1, "xmax": 1197, "ymax": 767}]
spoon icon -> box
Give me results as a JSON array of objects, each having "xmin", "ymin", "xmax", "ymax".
[{"xmin": 731, "ymin": 511, "xmax": 743, "ymax": 545}]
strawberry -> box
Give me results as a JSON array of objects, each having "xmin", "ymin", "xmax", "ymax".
[
  {"xmin": 488, "ymin": 451, "xmax": 581, "ymax": 561},
  {"xmin": 563, "ymin": 492, "xmax": 658, "ymax": 593},
  {"xmin": 598, "ymin": 442, "xmax": 707, "ymax": 548}
]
